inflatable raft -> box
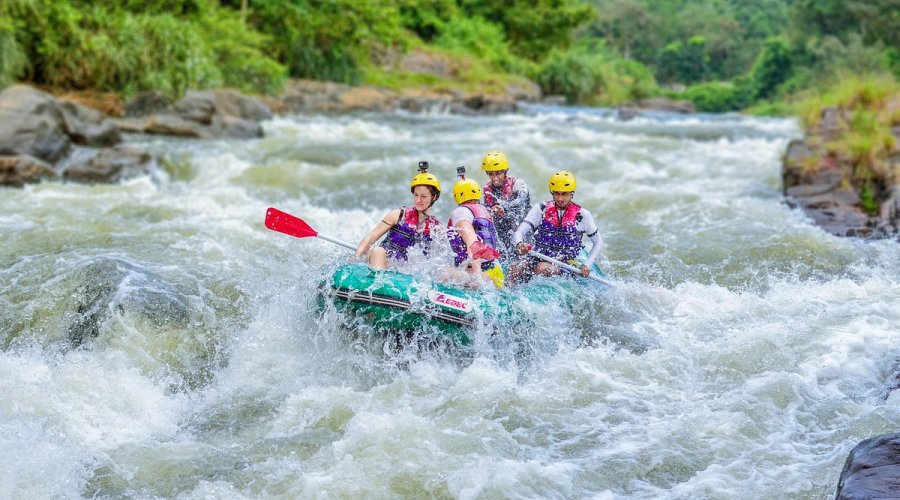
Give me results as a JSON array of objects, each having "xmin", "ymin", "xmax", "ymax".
[{"xmin": 319, "ymin": 254, "xmax": 606, "ymax": 345}]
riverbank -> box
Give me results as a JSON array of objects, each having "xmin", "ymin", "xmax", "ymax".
[
  {"xmin": 781, "ymin": 78, "xmax": 900, "ymax": 239},
  {"xmin": 0, "ymin": 79, "xmax": 695, "ymax": 188}
]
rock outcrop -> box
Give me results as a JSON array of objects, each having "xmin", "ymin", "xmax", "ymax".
[
  {"xmin": 0, "ymin": 85, "xmax": 154, "ymax": 187},
  {"xmin": 1, "ymin": 73, "xmax": 543, "ymax": 187},
  {"xmin": 617, "ymin": 98, "xmax": 696, "ymax": 120},
  {"xmin": 835, "ymin": 433, "xmax": 900, "ymax": 499},
  {"xmin": 278, "ymin": 78, "xmax": 532, "ymax": 115},
  {"xmin": 782, "ymin": 105, "xmax": 900, "ymax": 238},
  {"xmin": 115, "ymin": 89, "xmax": 272, "ymax": 139}
]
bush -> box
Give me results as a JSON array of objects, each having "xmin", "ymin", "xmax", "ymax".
[
  {"xmin": 249, "ymin": 0, "xmax": 406, "ymax": 84},
  {"xmin": 434, "ymin": 16, "xmax": 520, "ymax": 71},
  {"xmin": 396, "ymin": 0, "xmax": 458, "ymax": 42},
  {"xmin": 198, "ymin": 9, "xmax": 286, "ymax": 95},
  {"xmin": 749, "ymin": 36, "xmax": 792, "ymax": 100},
  {"xmin": 596, "ymin": 58, "xmax": 658, "ymax": 104},
  {"xmin": 797, "ymin": 75, "xmax": 900, "ymax": 187},
  {"xmin": 6, "ymin": 1, "xmax": 223, "ymax": 98},
  {"xmin": 536, "ymin": 47, "xmax": 604, "ymax": 104},
  {"xmin": 681, "ymin": 80, "xmax": 752, "ymax": 112},
  {"xmin": 0, "ymin": 16, "xmax": 28, "ymax": 88}
]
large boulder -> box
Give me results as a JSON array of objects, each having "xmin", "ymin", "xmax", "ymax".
[
  {"xmin": 67, "ymin": 258, "xmax": 189, "ymax": 347},
  {"xmin": 0, "ymin": 85, "xmax": 160, "ymax": 188},
  {"xmin": 116, "ymin": 89, "xmax": 271, "ymax": 139},
  {"xmin": 63, "ymin": 146, "xmax": 155, "ymax": 183},
  {"xmin": 835, "ymin": 433, "xmax": 900, "ymax": 499},
  {"xmin": 0, "ymin": 85, "xmax": 72, "ymax": 162},
  {"xmin": 124, "ymin": 91, "xmax": 170, "ymax": 118},
  {"xmin": 58, "ymin": 100, "xmax": 121, "ymax": 147}
]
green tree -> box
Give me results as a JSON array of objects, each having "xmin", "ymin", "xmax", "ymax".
[
  {"xmin": 790, "ymin": 0, "xmax": 899, "ymax": 47},
  {"xmin": 459, "ymin": 0, "xmax": 594, "ymax": 60},
  {"xmin": 591, "ymin": 0, "xmax": 657, "ymax": 61},
  {"xmin": 749, "ymin": 36, "xmax": 792, "ymax": 99},
  {"xmin": 248, "ymin": 0, "xmax": 406, "ymax": 84},
  {"xmin": 656, "ymin": 36, "xmax": 707, "ymax": 84},
  {"xmin": 395, "ymin": 0, "xmax": 459, "ymax": 42}
]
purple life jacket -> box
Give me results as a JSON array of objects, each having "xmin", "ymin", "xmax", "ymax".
[
  {"xmin": 534, "ymin": 201, "xmax": 583, "ymax": 261},
  {"xmin": 447, "ymin": 203, "xmax": 500, "ymax": 267},
  {"xmin": 380, "ymin": 207, "xmax": 440, "ymax": 261},
  {"xmin": 483, "ymin": 176, "xmax": 516, "ymax": 207}
]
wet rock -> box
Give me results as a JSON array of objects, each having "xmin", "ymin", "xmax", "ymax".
[
  {"xmin": 279, "ymin": 78, "xmax": 529, "ymax": 115},
  {"xmin": 877, "ymin": 186, "xmax": 900, "ymax": 236},
  {"xmin": 835, "ymin": 433, "xmax": 900, "ymax": 499},
  {"xmin": 68, "ymin": 259, "xmax": 189, "ymax": 347},
  {"xmin": 0, "ymin": 85, "xmax": 154, "ymax": 187},
  {"xmin": 58, "ymin": 100, "xmax": 121, "ymax": 147},
  {"xmin": 617, "ymin": 98, "xmax": 696, "ymax": 119},
  {"xmin": 505, "ymin": 81, "xmax": 542, "ymax": 103},
  {"xmin": 63, "ymin": 146, "xmax": 155, "ymax": 183},
  {"xmin": 279, "ymin": 79, "xmax": 351, "ymax": 112},
  {"xmin": 142, "ymin": 114, "xmax": 209, "ymax": 138},
  {"xmin": 543, "ymin": 95, "xmax": 567, "ymax": 106},
  {"xmin": 0, "ymin": 155, "xmax": 58, "ymax": 186},
  {"xmin": 114, "ymin": 89, "xmax": 270, "ymax": 139},
  {"xmin": 124, "ymin": 91, "xmax": 170, "ymax": 117},
  {"xmin": 0, "ymin": 85, "xmax": 72, "ymax": 163},
  {"xmin": 211, "ymin": 114, "xmax": 264, "ymax": 138}
]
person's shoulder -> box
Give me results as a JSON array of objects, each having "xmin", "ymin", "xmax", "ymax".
[
  {"xmin": 450, "ymin": 205, "xmax": 471, "ymax": 217},
  {"xmin": 386, "ymin": 207, "xmax": 404, "ymax": 221}
]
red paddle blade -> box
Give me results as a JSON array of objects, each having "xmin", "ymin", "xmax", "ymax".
[
  {"xmin": 470, "ymin": 241, "xmax": 500, "ymax": 261},
  {"xmin": 265, "ymin": 207, "xmax": 318, "ymax": 239}
]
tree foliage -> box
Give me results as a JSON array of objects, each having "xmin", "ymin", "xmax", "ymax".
[{"xmin": 459, "ymin": 0, "xmax": 594, "ymax": 60}]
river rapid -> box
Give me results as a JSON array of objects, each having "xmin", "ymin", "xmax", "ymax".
[{"xmin": 2, "ymin": 105, "xmax": 899, "ymax": 499}]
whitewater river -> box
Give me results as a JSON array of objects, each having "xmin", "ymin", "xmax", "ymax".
[{"xmin": 2, "ymin": 104, "xmax": 899, "ymax": 499}]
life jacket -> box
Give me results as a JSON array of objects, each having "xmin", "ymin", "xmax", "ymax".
[
  {"xmin": 533, "ymin": 201, "xmax": 583, "ymax": 261},
  {"xmin": 380, "ymin": 207, "xmax": 440, "ymax": 261},
  {"xmin": 447, "ymin": 203, "xmax": 501, "ymax": 267},
  {"xmin": 483, "ymin": 176, "xmax": 517, "ymax": 207}
]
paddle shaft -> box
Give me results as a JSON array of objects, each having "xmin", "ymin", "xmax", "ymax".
[
  {"xmin": 317, "ymin": 234, "xmax": 356, "ymax": 251},
  {"xmin": 528, "ymin": 250, "xmax": 613, "ymax": 286}
]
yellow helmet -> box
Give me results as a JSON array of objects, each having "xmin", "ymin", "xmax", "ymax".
[
  {"xmin": 548, "ymin": 170, "xmax": 576, "ymax": 192},
  {"xmin": 481, "ymin": 151, "xmax": 509, "ymax": 172},
  {"xmin": 453, "ymin": 178, "xmax": 482, "ymax": 204},
  {"xmin": 410, "ymin": 172, "xmax": 441, "ymax": 193}
]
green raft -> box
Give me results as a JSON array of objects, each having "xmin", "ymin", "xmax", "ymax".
[{"xmin": 318, "ymin": 253, "xmax": 607, "ymax": 346}]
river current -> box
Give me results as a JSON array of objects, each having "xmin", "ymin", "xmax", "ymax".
[{"xmin": 2, "ymin": 105, "xmax": 899, "ymax": 499}]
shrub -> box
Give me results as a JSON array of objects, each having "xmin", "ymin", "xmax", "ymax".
[
  {"xmin": 536, "ymin": 47, "xmax": 604, "ymax": 104},
  {"xmin": 749, "ymin": 36, "xmax": 792, "ymax": 100},
  {"xmin": 435, "ymin": 16, "xmax": 518, "ymax": 71},
  {"xmin": 0, "ymin": 15, "xmax": 28, "ymax": 88},
  {"xmin": 6, "ymin": 1, "xmax": 222, "ymax": 98},
  {"xmin": 249, "ymin": 0, "xmax": 406, "ymax": 84},
  {"xmin": 682, "ymin": 80, "xmax": 752, "ymax": 112},
  {"xmin": 396, "ymin": 0, "xmax": 458, "ymax": 42},
  {"xmin": 198, "ymin": 9, "xmax": 286, "ymax": 95}
]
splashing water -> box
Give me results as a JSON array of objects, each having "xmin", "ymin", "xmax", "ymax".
[{"xmin": 1, "ymin": 106, "xmax": 898, "ymax": 498}]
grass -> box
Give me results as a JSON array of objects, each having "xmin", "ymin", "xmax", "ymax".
[{"xmin": 790, "ymin": 73, "xmax": 899, "ymax": 212}]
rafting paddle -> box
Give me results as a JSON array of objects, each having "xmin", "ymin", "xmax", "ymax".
[
  {"xmin": 526, "ymin": 249, "xmax": 614, "ymax": 286},
  {"xmin": 265, "ymin": 207, "xmax": 356, "ymax": 250}
]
